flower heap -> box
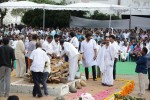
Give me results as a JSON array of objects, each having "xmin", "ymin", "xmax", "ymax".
[
  {"xmin": 114, "ymin": 80, "xmax": 135, "ymax": 100},
  {"xmin": 105, "ymin": 79, "xmax": 135, "ymax": 100}
]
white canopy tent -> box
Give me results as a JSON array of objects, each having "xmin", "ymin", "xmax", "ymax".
[
  {"xmin": 0, "ymin": 1, "xmax": 130, "ymax": 29},
  {"xmin": 65, "ymin": 2, "xmax": 129, "ymax": 11},
  {"xmin": 0, "ymin": 1, "xmax": 42, "ymax": 9}
]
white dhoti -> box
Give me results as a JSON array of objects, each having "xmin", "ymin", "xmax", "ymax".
[
  {"xmin": 102, "ymin": 66, "xmax": 113, "ymax": 85},
  {"xmin": 68, "ymin": 55, "xmax": 79, "ymax": 81},
  {"xmin": 120, "ymin": 53, "xmax": 128, "ymax": 60}
]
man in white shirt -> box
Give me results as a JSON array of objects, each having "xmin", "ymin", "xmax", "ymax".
[
  {"xmin": 110, "ymin": 35, "xmax": 119, "ymax": 80},
  {"xmin": 42, "ymin": 35, "xmax": 53, "ymax": 58},
  {"xmin": 81, "ymin": 32, "xmax": 97, "ymax": 81},
  {"xmin": 51, "ymin": 34, "xmax": 61, "ymax": 57},
  {"xmin": 30, "ymin": 42, "xmax": 47, "ymax": 98},
  {"xmin": 60, "ymin": 39, "xmax": 79, "ymax": 81},
  {"xmin": 120, "ymin": 42, "xmax": 129, "ymax": 62},
  {"xmin": 97, "ymin": 37, "xmax": 115, "ymax": 86},
  {"xmin": 69, "ymin": 32, "xmax": 79, "ymax": 49}
]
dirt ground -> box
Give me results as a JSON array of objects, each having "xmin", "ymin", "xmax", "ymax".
[{"xmin": 0, "ymin": 75, "xmax": 149, "ymax": 100}]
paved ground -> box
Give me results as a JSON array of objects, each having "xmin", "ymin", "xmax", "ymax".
[{"xmin": 0, "ymin": 75, "xmax": 149, "ymax": 100}]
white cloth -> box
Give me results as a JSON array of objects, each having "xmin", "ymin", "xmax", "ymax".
[
  {"xmin": 51, "ymin": 40, "xmax": 61, "ymax": 56},
  {"xmin": 111, "ymin": 41, "xmax": 119, "ymax": 59},
  {"xmin": 11, "ymin": 40, "xmax": 18, "ymax": 49},
  {"xmin": 61, "ymin": 42, "xmax": 79, "ymax": 60},
  {"xmin": 42, "ymin": 40, "xmax": 54, "ymax": 54},
  {"xmin": 30, "ymin": 48, "xmax": 47, "ymax": 72},
  {"xmin": 81, "ymin": 39, "xmax": 97, "ymax": 67},
  {"xmin": 44, "ymin": 55, "xmax": 51, "ymax": 73},
  {"xmin": 68, "ymin": 55, "xmax": 79, "ymax": 81},
  {"xmin": 138, "ymin": 73, "xmax": 146, "ymax": 94},
  {"xmin": 70, "ymin": 37, "xmax": 79, "ymax": 48},
  {"xmin": 60, "ymin": 42, "xmax": 79, "ymax": 81},
  {"xmin": 97, "ymin": 44, "xmax": 115, "ymax": 85}
]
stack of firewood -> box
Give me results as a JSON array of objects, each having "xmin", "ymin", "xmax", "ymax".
[
  {"xmin": 48, "ymin": 59, "xmax": 69, "ymax": 83},
  {"xmin": 24, "ymin": 59, "xmax": 69, "ymax": 83}
]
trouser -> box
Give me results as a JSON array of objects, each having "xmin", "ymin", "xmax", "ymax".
[
  {"xmin": 148, "ymin": 68, "xmax": 150, "ymax": 89},
  {"xmin": 68, "ymin": 55, "xmax": 79, "ymax": 81},
  {"xmin": 41, "ymin": 72, "xmax": 49, "ymax": 95},
  {"xmin": 0, "ymin": 66, "xmax": 11, "ymax": 96},
  {"xmin": 85, "ymin": 65, "xmax": 96, "ymax": 80},
  {"xmin": 138, "ymin": 73, "xmax": 146, "ymax": 94},
  {"xmin": 113, "ymin": 59, "xmax": 117, "ymax": 80},
  {"xmin": 25, "ymin": 57, "xmax": 28, "ymax": 73},
  {"xmin": 16, "ymin": 59, "xmax": 26, "ymax": 77},
  {"xmin": 31, "ymin": 71, "xmax": 43, "ymax": 97},
  {"xmin": 97, "ymin": 66, "xmax": 101, "ymax": 78}
]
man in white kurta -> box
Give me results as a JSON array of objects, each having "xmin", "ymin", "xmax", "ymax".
[
  {"xmin": 120, "ymin": 43, "xmax": 129, "ymax": 61},
  {"xmin": 81, "ymin": 32, "xmax": 97, "ymax": 81},
  {"xmin": 42, "ymin": 35, "xmax": 54, "ymax": 58},
  {"xmin": 51, "ymin": 34, "xmax": 61, "ymax": 57},
  {"xmin": 97, "ymin": 37, "xmax": 115, "ymax": 86},
  {"xmin": 60, "ymin": 40, "xmax": 79, "ymax": 81},
  {"xmin": 15, "ymin": 35, "xmax": 26, "ymax": 78},
  {"xmin": 110, "ymin": 35, "xmax": 119, "ymax": 80},
  {"xmin": 69, "ymin": 32, "xmax": 79, "ymax": 49}
]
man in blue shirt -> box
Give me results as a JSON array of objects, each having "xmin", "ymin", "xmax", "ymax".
[
  {"xmin": 135, "ymin": 47, "xmax": 148, "ymax": 96},
  {"xmin": 146, "ymin": 51, "xmax": 150, "ymax": 90}
]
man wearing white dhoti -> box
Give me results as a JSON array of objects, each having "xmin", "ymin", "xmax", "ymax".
[
  {"xmin": 97, "ymin": 37, "xmax": 115, "ymax": 86},
  {"xmin": 69, "ymin": 32, "xmax": 79, "ymax": 49},
  {"xmin": 81, "ymin": 32, "xmax": 97, "ymax": 81},
  {"xmin": 60, "ymin": 39, "xmax": 79, "ymax": 81}
]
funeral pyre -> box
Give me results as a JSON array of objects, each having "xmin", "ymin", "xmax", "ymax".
[{"xmin": 24, "ymin": 59, "xmax": 69, "ymax": 83}]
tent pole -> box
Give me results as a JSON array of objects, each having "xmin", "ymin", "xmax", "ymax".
[
  {"xmin": 109, "ymin": 13, "xmax": 112, "ymax": 28},
  {"xmin": 129, "ymin": 9, "xmax": 131, "ymax": 29},
  {"xmin": 43, "ymin": 9, "xmax": 45, "ymax": 30}
]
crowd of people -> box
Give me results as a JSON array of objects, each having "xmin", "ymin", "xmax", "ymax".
[{"xmin": 0, "ymin": 24, "xmax": 150, "ymax": 98}]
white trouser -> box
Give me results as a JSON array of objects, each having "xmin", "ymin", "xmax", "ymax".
[
  {"xmin": 16, "ymin": 59, "xmax": 26, "ymax": 77},
  {"xmin": 120, "ymin": 53, "xmax": 128, "ymax": 60},
  {"xmin": 68, "ymin": 55, "xmax": 79, "ymax": 81},
  {"xmin": 138, "ymin": 73, "xmax": 146, "ymax": 94}
]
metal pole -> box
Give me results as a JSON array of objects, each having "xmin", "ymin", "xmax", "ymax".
[
  {"xmin": 43, "ymin": 9, "xmax": 45, "ymax": 30},
  {"xmin": 129, "ymin": 9, "xmax": 131, "ymax": 29},
  {"xmin": 109, "ymin": 0, "xmax": 112, "ymax": 28},
  {"xmin": 109, "ymin": 13, "xmax": 112, "ymax": 28}
]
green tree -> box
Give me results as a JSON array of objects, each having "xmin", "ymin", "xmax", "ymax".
[
  {"xmin": 22, "ymin": 9, "xmax": 70, "ymax": 28},
  {"xmin": 90, "ymin": 10, "xmax": 120, "ymax": 20},
  {"xmin": 0, "ymin": 0, "xmax": 8, "ymax": 27}
]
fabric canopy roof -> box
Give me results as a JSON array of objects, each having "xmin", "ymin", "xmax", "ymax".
[
  {"xmin": 0, "ymin": 1, "xmax": 129, "ymax": 11},
  {"xmin": 65, "ymin": 2, "xmax": 129, "ymax": 11},
  {"xmin": 0, "ymin": 1, "xmax": 42, "ymax": 9}
]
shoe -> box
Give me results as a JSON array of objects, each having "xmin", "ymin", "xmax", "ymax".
[
  {"xmin": 33, "ymin": 94, "xmax": 36, "ymax": 97},
  {"xmin": 146, "ymin": 88, "xmax": 150, "ymax": 91},
  {"xmin": 37, "ymin": 95, "xmax": 43, "ymax": 98},
  {"xmin": 137, "ymin": 93, "xmax": 144, "ymax": 96},
  {"xmin": 101, "ymin": 83, "xmax": 107, "ymax": 86},
  {"xmin": 93, "ymin": 79, "xmax": 97, "ymax": 81}
]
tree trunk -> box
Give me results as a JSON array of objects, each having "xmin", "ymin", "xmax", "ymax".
[{"xmin": 0, "ymin": 9, "xmax": 7, "ymax": 27}]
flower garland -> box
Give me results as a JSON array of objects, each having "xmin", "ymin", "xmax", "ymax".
[{"xmin": 105, "ymin": 79, "xmax": 135, "ymax": 100}]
